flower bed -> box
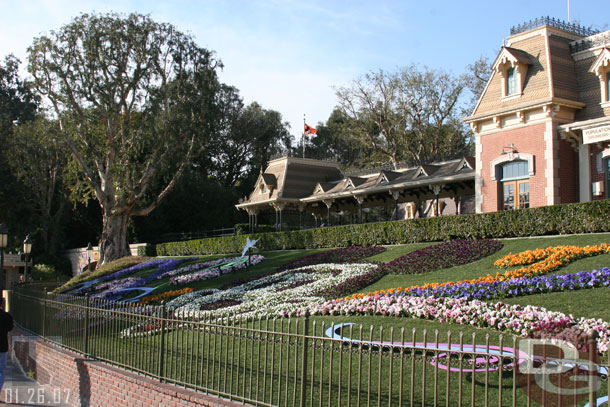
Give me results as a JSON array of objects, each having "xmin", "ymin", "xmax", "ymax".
[
  {"xmin": 400, "ymin": 267, "xmax": 610, "ymax": 300},
  {"xmin": 380, "ymin": 239, "xmax": 503, "ymax": 274},
  {"xmin": 97, "ymin": 258, "xmax": 169, "ymax": 282},
  {"xmin": 85, "ymin": 255, "xmax": 263, "ymax": 301},
  {"xmin": 349, "ymin": 244, "xmax": 610, "ymax": 300},
  {"xmin": 290, "ymin": 295, "xmax": 610, "ymax": 353},
  {"xmin": 139, "ymin": 287, "xmax": 194, "ymax": 305},
  {"xmin": 169, "ymin": 255, "xmax": 264, "ymax": 285},
  {"xmin": 315, "ymin": 266, "xmax": 387, "ymax": 300},
  {"xmin": 91, "ymin": 258, "xmax": 194, "ymax": 299},
  {"xmin": 277, "ymin": 245, "xmax": 385, "ymax": 272},
  {"xmin": 167, "ymin": 263, "xmax": 380, "ymax": 319}
]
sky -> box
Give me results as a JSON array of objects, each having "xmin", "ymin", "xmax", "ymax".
[{"xmin": 1, "ymin": 0, "xmax": 608, "ymax": 141}]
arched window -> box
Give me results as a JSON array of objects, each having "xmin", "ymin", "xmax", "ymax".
[{"xmin": 498, "ymin": 160, "xmax": 529, "ymax": 210}]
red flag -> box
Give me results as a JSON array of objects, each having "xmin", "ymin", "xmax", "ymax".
[{"xmin": 304, "ymin": 123, "xmax": 317, "ymax": 135}]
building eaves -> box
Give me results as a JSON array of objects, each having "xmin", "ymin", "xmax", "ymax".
[
  {"xmin": 300, "ymin": 158, "xmax": 474, "ymax": 203},
  {"xmin": 503, "ymin": 47, "xmax": 533, "ymax": 64},
  {"xmin": 463, "ymin": 97, "xmax": 585, "ymax": 123}
]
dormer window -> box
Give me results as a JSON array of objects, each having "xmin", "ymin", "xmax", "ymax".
[
  {"xmin": 493, "ymin": 47, "xmax": 530, "ymax": 99},
  {"xmin": 259, "ymin": 182, "xmax": 267, "ymax": 194}
]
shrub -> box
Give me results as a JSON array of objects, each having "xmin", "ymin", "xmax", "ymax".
[
  {"xmin": 30, "ymin": 264, "xmax": 60, "ymax": 281},
  {"xmin": 155, "ymin": 200, "xmax": 610, "ymax": 256},
  {"xmin": 235, "ymin": 224, "xmax": 276, "ymax": 235},
  {"xmin": 34, "ymin": 253, "xmax": 73, "ymax": 278}
]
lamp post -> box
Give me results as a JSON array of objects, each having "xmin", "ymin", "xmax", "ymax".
[
  {"xmin": 23, "ymin": 234, "xmax": 32, "ymax": 283},
  {"xmin": 86, "ymin": 242, "xmax": 93, "ymax": 272},
  {"xmin": 0, "ymin": 224, "xmax": 8, "ymax": 292},
  {"xmin": 363, "ymin": 207, "xmax": 370, "ymax": 223}
]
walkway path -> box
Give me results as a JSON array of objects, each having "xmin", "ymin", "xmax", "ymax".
[{"xmin": 1, "ymin": 356, "xmax": 71, "ymax": 407}]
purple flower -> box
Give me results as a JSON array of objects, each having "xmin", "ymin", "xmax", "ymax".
[{"xmin": 381, "ymin": 239, "xmax": 503, "ymax": 275}]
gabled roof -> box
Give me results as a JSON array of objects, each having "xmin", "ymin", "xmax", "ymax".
[
  {"xmin": 413, "ymin": 165, "xmax": 440, "ymax": 179},
  {"xmin": 236, "ymin": 157, "xmax": 343, "ymax": 209},
  {"xmin": 492, "ymin": 47, "xmax": 532, "ymax": 72},
  {"xmin": 261, "ymin": 173, "xmax": 276, "ymax": 187},
  {"xmin": 376, "ymin": 170, "xmax": 400, "ymax": 185},
  {"xmin": 454, "ymin": 157, "xmax": 474, "ymax": 172},
  {"xmin": 313, "ymin": 182, "xmax": 337, "ymax": 195},
  {"xmin": 465, "ymin": 25, "xmax": 595, "ymax": 123},
  {"xmin": 590, "ymin": 48, "xmax": 610, "ymax": 76},
  {"xmin": 345, "ymin": 176, "xmax": 366, "ymax": 189},
  {"xmin": 300, "ymin": 157, "xmax": 475, "ymax": 204}
]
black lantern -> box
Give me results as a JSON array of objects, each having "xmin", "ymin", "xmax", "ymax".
[
  {"xmin": 23, "ymin": 235, "xmax": 32, "ymax": 283},
  {"xmin": 0, "ymin": 224, "xmax": 8, "ymax": 292},
  {"xmin": 86, "ymin": 242, "xmax": 94, "ymax": 271}
]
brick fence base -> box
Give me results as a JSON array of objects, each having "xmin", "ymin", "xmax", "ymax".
[{"xmin": 9, "ymin": 330, "xmax": 245, "ymax": 407}]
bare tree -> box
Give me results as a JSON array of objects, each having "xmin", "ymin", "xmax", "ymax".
[{"xmin": 336, "ymin": 65, "xmax": 469, "ymax": 168}]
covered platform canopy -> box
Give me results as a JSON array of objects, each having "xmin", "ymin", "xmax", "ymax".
[{"xmin": 235, "ymin": 156, "xmax": 475, "ymax": 232}]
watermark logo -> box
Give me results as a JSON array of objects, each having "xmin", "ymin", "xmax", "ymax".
[
  {"xmin": 516, "ymin": 338, "xmax": 602, "ymax": 406},
  {"xmin": 7, "ymin": 336, "xmax": 71, "ymax": 405},
  {"xmin": 10, "ymin": 336, "xmax": 62, "ymax": 385}
]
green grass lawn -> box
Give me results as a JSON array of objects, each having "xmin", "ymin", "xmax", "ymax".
[
  {"xmin": 59, "ymin": 232, "xmax": 610, "ymax": 323},
  {"xmin": 363, "ymin": 233, "xmax": 610, "ymax": 294},
  {"xmin": 140, "ymin": 232, "xmax": 610, "ymax": 347},
  {"xmin": 359, "ymin": 233, "xmax": 610, "ymax": 323},
  {"xmin": 32, "ymin": 234, "xmax": 610, "ymax": 406}
]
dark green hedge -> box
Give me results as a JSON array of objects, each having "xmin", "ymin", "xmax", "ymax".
[
  {"xmin": 155, "ymin": 200, "xmax": 610, "ymax": 256},
  {"xmin": 234, "ymin": 223, "xmax": 276, "ymax": 235}
]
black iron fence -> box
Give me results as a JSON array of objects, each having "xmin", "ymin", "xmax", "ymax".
[
  {"xmin": 149, "ymin": 228, "xmax": 236, "ymax": 244},
  {"xmin": 11, "ymin": 288, "xmax": 610, "ymax": 406}
]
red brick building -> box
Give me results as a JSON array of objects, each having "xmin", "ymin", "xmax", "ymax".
[{"xmin": 463, "ymin": 17, "xmax": 610, "ymax": 213}]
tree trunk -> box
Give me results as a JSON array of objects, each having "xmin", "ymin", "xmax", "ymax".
[{"xmin": 98, "ymin": 211, "xmax": 131, "ymax": 265}]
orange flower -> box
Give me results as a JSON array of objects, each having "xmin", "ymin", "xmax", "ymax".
[{"xmin": 343, "ymin": 243, "xmax": 610, "ymax": 301}]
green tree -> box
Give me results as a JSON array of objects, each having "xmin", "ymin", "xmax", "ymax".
[
  {"xmin": 335, "ymin": 65, "xmax": 469, "ymax": 168},
  {"xmin": 207, "ymin": 92, "xmax": 292, "ymax": 187},
  {"xmin": 0, "ymin": 55, "xmax": 38, "ymax": 244},
  {"xmin": 6, "ymin": 117, "xmax": 69, "ymax": 254},
  {"xmin": 301, "ymin": 108, "xmax": 374, "ymax": 167},
  {"xmin": 0, "ymin": 55, "xmax": 37, "ymax": 135},
  {"xmin": 27, "ymin": 12, "xmax": 221, "ymax": 265}
]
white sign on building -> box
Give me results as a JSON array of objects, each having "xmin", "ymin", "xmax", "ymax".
[{"xmin": 583, "ymin": 125, "xmax": 610, "ymax": 144}]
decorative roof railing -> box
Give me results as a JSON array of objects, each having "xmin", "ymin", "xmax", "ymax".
[
  {"xmin": 510, "ymin": 16, "xmax": 598, "ymax": 37},
  {"xmin": 571, "ymin": 31, "xmax": 610, "ymax": 53}
]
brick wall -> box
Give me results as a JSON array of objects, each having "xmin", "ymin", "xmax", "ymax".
[
  {"xmin": 9, "ymin": 330, "xmax": 242, "ymax": 407},
  {"xmin": 557, "ymin": 138, "xmax": 579, "ymax": 204},
  {"xmin": 480, "ymin": 123, "xmax": 547, "ymax": 212}
]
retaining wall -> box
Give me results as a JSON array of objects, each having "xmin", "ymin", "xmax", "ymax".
[{"xmin": 9, "ymin": 329, "xmax": 242, "ymax": 407}]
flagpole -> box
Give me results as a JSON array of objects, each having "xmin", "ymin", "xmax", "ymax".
[{"xmin": 303, "ymin": 114, "xmax": 306, "ymax": 158}]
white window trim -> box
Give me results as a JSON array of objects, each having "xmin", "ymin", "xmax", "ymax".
[
  {"xmin": 493, "ymin": 50, "xmax": 528, "ymax": 99},
  {"xmin": 490, "ymin": 153, "xmax": 535, "ymax": 181},
  {"xmin": 589, "ymin": 48, "xmax": 610, "ymax": 105}
]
